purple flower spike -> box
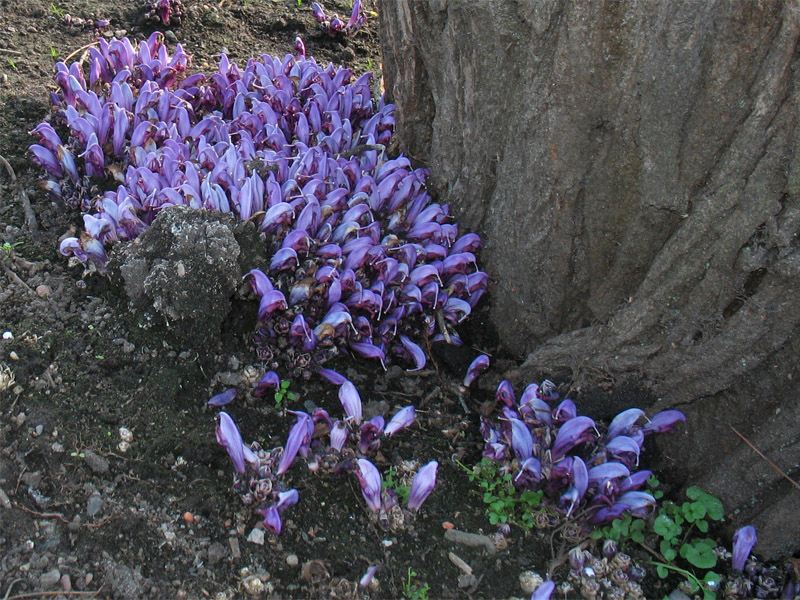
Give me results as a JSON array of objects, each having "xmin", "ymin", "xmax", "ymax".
[
  {"xmin": 339, "ymin": 380, "xmax": 363, "ymax": 425},
  {"xmin": 531, "ymin": 580, "xmax": 555, "ymax": 600},
  {"xmin": 510, "ymin": 418, "xmax": 533, "ymax": 460},
  {"xmin": 356, "ymin": 458, "xmax": 382, "ymax": 512},
  {"xmin": 463, "ymin": 354, "xmax": 490, "ymax": 387},
  {"xmin": 216, "ymin": 411, "xmax": 246, "ymax": 474},
  {"xmin": 407, "ymin": 460, "xmax": 438, "ymax": 511},
  {"xmin": 732, "ymin": 525, "xmax": 757, "ymax": 571},
  {"xmin": 208, "ymin": 388, "xmax": 237, "ymax": 407},
  {"xmin": 384, "ymin": 406, "xmax": 415, "ymax": 437},
  {"xmin": 276, "ymin": 411, "xmax": 312, "ymax": 475},
  {"xmin": 606, "ymin": 408, "xmax": 645, "ymax": 441},
  {"xmin": 551, "ymin": 416, "xmax": 596, "ymax": 459},
  {"xmin": 642, "ymin": 410, "xmax": 687, "ymax": 435}
]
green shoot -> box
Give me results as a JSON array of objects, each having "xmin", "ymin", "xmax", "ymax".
[
  {"xmin": 1, "ymin": 241, "xmax": 24, "ymax": 258},
  {"xmin": 459, "ymin": 457, "xmax": 543, "ymax": 530},
  {"xmin": 402, "ymin": 567, "xmax": 430, "ymax": 600},
  {"xmin": 50, "ymin": 3, "xmax": 64, "ymax": 17},
  {"xmin": 382, "ymin": 466, "xmax": 411, "ymax": 504},
  {"xmin": 273, "ymin": 379, "xmax": 297, "ymax": 409},
  {"xmin": 49, "ymin": 46, "xmax": 60, "ymax": 59},
  {"xmin": 7, "ymin": 59, "xmax": 18, "ymax": 71}
]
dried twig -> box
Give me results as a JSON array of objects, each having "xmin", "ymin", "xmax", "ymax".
[
  {"xmin": 0, "ymin": 153, "xmax": 38, "ymax": 233},
  {"xmin": 730, "ymin": 425, "xmax": 800, "ymax": 491},
  {"xmin": 12, "ymin": 502, "xmax": 70, "ymax": 523},
  {"xmin": 0, "ymin": 48, "xmax": 23, "ymax": 55},
  {"xmin": 7, "ymin": 590, "xmax": 103, "ymax": 599},
  {"xmin": 62, "ymin": 40, "xmax": 99, "ymax": 64}
]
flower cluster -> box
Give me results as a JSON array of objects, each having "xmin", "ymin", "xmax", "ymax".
[
  {"xmin": 311, "ymin": 1, "xmax": 366, "ymax": 37},
  {"xmin": 479, "ymin": 380, "xmax": 687, "ymax": 527},
  {"xmin": 30, "ymin": 35, "xmax": 486, "ymax": 371},
  {"xmin": 143, "ymin": 0, "xmax": 185, "ymax": 26},
  {"xmin": 214, "ymin": 376, "xmax": 436, "ymax": 533},
  {"xmin": 215, "ymin": 411, "xmax": 299, "ymax": 535}
]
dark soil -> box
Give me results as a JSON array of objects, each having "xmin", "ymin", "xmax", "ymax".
[{"xmin": 0, "ymin": 2, "xmax": 709, "ymax": 600}]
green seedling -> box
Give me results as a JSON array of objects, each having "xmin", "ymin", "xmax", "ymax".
[
  {"xmin": 7, "ymin": 59, "xmax": 18, "ymax": 71},
  {"xmin": 402, "ymin": 567, "xmax": 430, "ymax": 600},
  {"xmin": 459, "ymin": 457, "xmax": 543, "ymax": 530},
  {"xmin": 273, "ymin": 379, "xmax": 296, "ymax": 409},
  {"xmin": 50, "ymin": 3, "xmax": 64, "ymax": 17},
  {"xmin": 382, "ymin": 466, "xmax": 411, "ymax": 504},
  {"xmin": 1, "ymin": 241, "xmax": 24, "ymax": 258},
  {"xmin": 49, "ymin": 46, "xmax": 60, "ymax": 59}
]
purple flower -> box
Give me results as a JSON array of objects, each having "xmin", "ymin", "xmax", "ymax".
[
  {"xmin": 496, "ymin": 380, "xmax": 515, "ymax": 407},
  {"xmin": 732, "ymin": 525, "xmax": 757, "ymax": 571},
  {"xmin": 359, "ymin": 565, "xmax": 379, "ymax": 588},
  {"xmin": 260, "ymin": 506, "xmax": 282, "ymax": 535},
  {"xmin": 642, "ymin": 410, "xmax": 687, "ymax": 435},
  {"xmin": 605, "ymin": 408, "xmax": 645, "ymax": 441},
  {"xmin": 355, "ymin": 458, "xmax": 382, "ymax": 512},
  {"xmin": 330, "ymin": 420, "xmax": 348, "ymax": 451},
  {"xmin": 310, "ymin": 2, "xmax": 326, "ymax": 22},
  {"xmin": 276, "ymin": 411, "xmax": 313, "ymax": 475},
  {"xmin": 399, "ymin": 334, "xmax": 426, "ymax": 371},
  {"xmin": 318, "ymin": 368, "xmax": 347, "ymax": 386},
  {"xmin": 551, "ymin": 416, "xmax": 596, "ymax": 459},
  {"xmin": 514, "ymin": 456, "xmax": 542, "ymax": 487},
  {"xmin": 358, "ymin": 416, "xmax": 385, "ymax": 453},
  {"xmin": 208, "ymin": 388, "xmax": 237, "ymax": 407},
  {"xmin": 384, "ymin": 406, "xmax": 415, "ymax": 437},
  {"xmin": 531, "ymin": 580, "xmax": 555, "ymax": 600},
  {"xmin": 510, "ymin": 418, "xmax": 533, "ymax": 460},
  {"xmin": 253, "ymin": 371, "xmax": 280, "ymax": 397},
  {"xmin": 339, "ymin": 380, "xmax": 363, "ymax": 425},
  {"xmin": 463, "ymin": 354, "xmax": 490, "ymax": 387},
  {"xmin": 294, "ymin": 36, "xmax": 306, "ymax": 59},
  {"xmin": 407, "ymin": 460, "xmax": 438, "ymax": 511},
  {"xmin": 216, "ymin": 411, "xmax": 246, "ymax": 474}
]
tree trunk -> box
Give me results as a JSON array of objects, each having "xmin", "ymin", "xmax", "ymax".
[{"xmin": 379, "ymin": 0, "xmax": 800, "ymax": 559}]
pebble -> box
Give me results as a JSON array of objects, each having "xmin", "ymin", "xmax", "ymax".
[
  {"xmin": 114, "ymin": 29, "xmax": 127, "ymax": 37},
  {"xmin": 207, "ymin": 542, "xmax": 227, "ymax": 565},
  {"xmin": 2, "ymin": 330, "xmax": 12, "ymax": 339},
  {"xmin": 35, "ymin": 284, "xmax": 51, "ymax": 298},
  {"xmin": 40, "ymin": 568, "xmax": 61, "ymax": 588},
  {"xmin": 83, "ymin": 449, "xmax": 109, "ymax": 474},
  {"xmin": 86, "ymin": 493, "xmax": 103, "ymax": 517},
  {"xmin": 286, "ymin": 554, "xmax": 298, "ymax": 567},
  {"xmin": 9, "ymin": 350, "xmax": 19, "ymax": 360},
  {"xmin": 247, "ymin": 527, "xmax": 265, "ymax": 545},
  {"xmin": 165, "ymin": 30, "xmax": 178, "ymax": 43},
  {"xmin": 60, "ymin": 574, "xmax": 72, "ymax": 591}
]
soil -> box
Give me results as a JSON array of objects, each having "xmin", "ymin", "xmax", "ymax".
[{"xmin": 0, "ymin": 2, "xmax": 728, "ymax": 599}]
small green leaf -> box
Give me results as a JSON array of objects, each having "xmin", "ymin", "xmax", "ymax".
[
  {"xmin": 696, "ymin": 519, "xmax": 709, "ymax": 533},
  {"xmin": 656, "ymin": 564, "xmax": 669, "ymax": 578},
  {"xmin": 686, "ymin": 486, "xmax": 704, "ymax": 500}
]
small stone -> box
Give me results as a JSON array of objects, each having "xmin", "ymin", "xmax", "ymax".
[
  {"xmin": 68, "ymin": 515, "xmax": 82, "ymax": 532},
  {"xmin": 87, "ymin": 493, "xmax": 103, "ymax": 517},
  {"xmin": 2, "ymin": 331, "xmax": 12, "ymax": 339},
  {"xmin": 34, "ymin": 424, "xmax": 44, "ymax": 436},
  {"xmin": 114, "ymin": 29, "xmax": 127, "ymax": 37},
  {"xmin": 9, "ymin": 350, "xmax": 19, "ymax": 360},
  {"xmin": 286, "ymin": 554, "xmax": 299, "ymax": 567},
  {"xmin": 40, "ymin": 568, "xmax": 61, "ymax": 588},
  {"xmin": 247, "ymin": 527, "xmax": 265, "ymax": 545},
  {"xmin": 51, "ymin": 442, "xmax": 65, "ymax": 453},
  {"xmin": 35, "ymin": 284, "xmax": 51, "ymax": 298},
  {"xmin": 164, "ymin": 30, "xmax": 178, "ymax": 43},
  {"xmin": 83, "ymin": 449, "xmax": 109, "ymax": 474},
  {"xmin": 122, "ymin": 341, "xmax": 135, "ymax": 354},
  {"xmin": 60, "ymin": 574, "xmax": 72, "ymax": 591},
  {"xmin": 207, "ymin": 542, "xmax": 227, "ymax": 565}
]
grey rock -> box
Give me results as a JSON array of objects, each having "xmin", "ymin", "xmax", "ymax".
[
  {"xmin": 108, "ymin": 206, "xmax": 258, "ymax": 351},
  {"xmin": 83, "ymin": 449, "xmax": 109, "ymax": 474},
  {"xmin": 39, "ymin": 568, "xmax": 61, "ymax": 588},
  {"xmin": 206, "ymin": 542, "xmax": 227, "ymax": 565},
  {"xmin": 87, "ymin": 493, "xmax": 103, "ymax": 517}
]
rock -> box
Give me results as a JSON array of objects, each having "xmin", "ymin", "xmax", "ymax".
[
  {"xmin": 247, "ymin": 527, "xmax": 265, "ymax": 545},
  {"xmin": 35, "ymin": 284, "xmax": 51, "ymax": 298},
  {"xmin": 285, "ymin": 554, "xmax": 298, "ymax": 567},
  {"xmin": 108, "ymin": 206, "xmax": 258, "ymax": 351},
  {"xmin": 60, "ymin": 574, "xmax": 73, "ymax": 591},
  {"xmin": 87, "ymin": 493, "xmax": 103, "ymax": 517},
  {"xmin": 207, "ymin": 542, "xmax": 227, "ymax": 565},
  {"xmin": 83, "ymin": 449, "xmax": 109, "ymax": 474},
  {"xmin": 40, "ymin": 568, "xmax": 61, "ymax": 588}
]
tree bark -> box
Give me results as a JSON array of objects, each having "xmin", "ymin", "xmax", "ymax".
[{"xmin": 379, "ymin": 0, "xmax": 800, "ymax": 559}]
